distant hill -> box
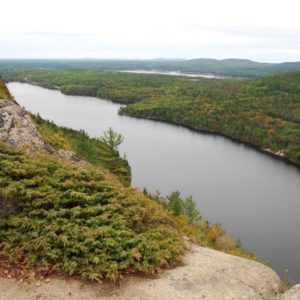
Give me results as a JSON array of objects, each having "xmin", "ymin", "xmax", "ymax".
[{"xmin": 1, "ymin": 58, "xmax": 300, "ymax": 77}]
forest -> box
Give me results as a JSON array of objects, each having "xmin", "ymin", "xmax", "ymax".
[
  {"xmin": 1, "ymin": 58, "xmax": 300, "ymax": 77},
  {"xmin": 3, "ymin": 69, "xmax": 300, "ymax": 165}
]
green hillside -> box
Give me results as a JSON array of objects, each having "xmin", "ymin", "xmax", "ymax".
[
  {"xmin": 0, "ymin": 142, "xmax": 184, "ymax": 281},
  {"xmin": 31, "ymin": 114, "xmax": 131, "ymax": 186}
]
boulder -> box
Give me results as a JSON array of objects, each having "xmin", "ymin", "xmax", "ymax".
[
  {"xmin": 0, "ymin": 98, "xmax": 86, "ymax": 164},
  {"xmin": 0, "ymin": 99, "xmax": 52, "ymax": 153}
]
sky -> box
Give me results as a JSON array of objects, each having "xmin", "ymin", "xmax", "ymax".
[{"xmin": 1, "ymin": 0, "xmax": 300, "ymax": 62}]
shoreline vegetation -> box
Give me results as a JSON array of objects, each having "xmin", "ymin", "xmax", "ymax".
[
  {"xmin": 31, "ymin": 114, "xmax": 132, "ymax": 187},
  {"xmin": 119, "ymin": 110, "xmax": 300, "ymax": 168},
  {"xmin": 3, "ymin": 69, "xmax": 300, "ymax": 167}
]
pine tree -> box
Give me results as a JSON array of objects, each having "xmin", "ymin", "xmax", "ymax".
[
  {"xmin": 100, "ymin": 127, "xmax": 124, "ymax": 151},
  {"xmin": 184, "ymin": 196, "xmax": 202, "ymax": 224}
]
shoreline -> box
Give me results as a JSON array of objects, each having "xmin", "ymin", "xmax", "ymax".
[
  {"xmin": 119, "ymin": 111, "xmax": 300, "ymax": 169},
  {"xmin": 8, "ymin": 80, "xmax": 300, "ymax": 169}
]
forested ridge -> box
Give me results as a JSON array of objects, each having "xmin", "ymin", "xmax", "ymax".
[
  {"xmin": 1, "ymin": 58, "xmax": 300, "ymax": 77},
  {"xmin": 4, "ymin": 70, "xmax": 300, "ymax": 164},
  {"xmin": 122, "ymin": 72, "xmax": 300, "ymax": 164}
]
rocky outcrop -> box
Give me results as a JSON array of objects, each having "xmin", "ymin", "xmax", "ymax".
[
  {"xmin": 280, "ymin": 284, "xmax": 300, "ymax": 300},
  {"xmin": 0, "ymin": 99, "xmax": 53, "ymax": 153},
  {"xmin": 0, "ymin": 98, "xmax": 86, "ymax": 164},
  {"xmin": 0, "ymin": 244, "xmax": 281, "ymax": 300}
]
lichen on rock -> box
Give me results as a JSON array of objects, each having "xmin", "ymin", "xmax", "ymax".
[
  {"xmin": 0, "ymin": 99, "xmax": 53, "ymax": 153},
  {"xmin": 0, "ymin": 98, "xmax": 85, "ymax": 164}
]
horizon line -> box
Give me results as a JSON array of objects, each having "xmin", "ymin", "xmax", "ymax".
[{"xmin": 0, "ymin": 57, "xmax": 300, "ymax": 64}]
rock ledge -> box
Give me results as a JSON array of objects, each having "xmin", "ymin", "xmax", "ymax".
[{"xmin": 0, "ymin": 244, "xmax": 281, "ymax": 300}]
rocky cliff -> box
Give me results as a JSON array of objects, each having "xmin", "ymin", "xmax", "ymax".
[{"xmin": 0, "ymin": 98, "xmax": 53, "ymax": 153}]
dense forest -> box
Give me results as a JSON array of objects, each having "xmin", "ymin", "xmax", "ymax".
[
  {"xmin": 121, "ymin": 72, "xmax": 300, "ymax": 164},
  {"xmin": 4, "ymin": 70, "xmax": 300, "ymax": 164},
  {"xmin": 1, "ymin": 58, "xmax": 300, "ymax": 77}
]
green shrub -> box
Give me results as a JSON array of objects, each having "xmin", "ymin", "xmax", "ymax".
[
  {"xmin": 0, "ymin": 80, "xmax": 13, "ymax": 100},
  {"xmin": 0, "ymin": 142, "xmax": 184, "ymax": 282},
  {"xmin": 31, "ymin": 114, "xmax": 131, "ymax": 186},
  {"xmin": 144, "ymin": 189, "xmax": 256, "ymax": 260}
]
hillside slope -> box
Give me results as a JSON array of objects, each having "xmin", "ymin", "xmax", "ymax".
[
  {"xmin": 0, "ymin": 142, "xmax": 184, "ymax": 281},
  {"xmin": 31, "ymin": 115, "xmax": 131, "ymax": 186},
  {"xmin": 0, "ymin": 80, "xmax": 131, "ymax": 185}
]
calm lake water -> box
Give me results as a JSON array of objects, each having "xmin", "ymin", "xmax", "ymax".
[
  {"xmin": 117, "ymin": 70, "xmax": 229, "ymax": 79},
  {"xmin": 8, "ymin": 82, "xmax": 300, "ymax": 282}
]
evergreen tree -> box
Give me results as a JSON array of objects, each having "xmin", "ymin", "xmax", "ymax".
[
  {"xmin": 167, "ymin": 191, "xmax": 184, "ymax": 216},
  {"xmin": 184, "ymin": 196, "xmax": 202, "ymax": 224},
  {"xmin": 100, "ymin": 127, "xmax": 124, "ymax": 151}
]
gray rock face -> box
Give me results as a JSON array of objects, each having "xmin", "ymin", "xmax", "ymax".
[
  {"xmin": 0, "ymin": 99, "xmax": 53, "ymax": 153},
  {"xmin": 280, "ymin": 284, "xmax": 300, "ymax": 300},
  {"xmin": 0, "ymin": 244, "xmax": 281, "ymax": 300},
  {"xmin": 0, "ymin": 99, "xmax": 86, "ymax": 164},
  {"xmin": 116, "ymin": 244, "xmax": 281, "ymax": 300}
]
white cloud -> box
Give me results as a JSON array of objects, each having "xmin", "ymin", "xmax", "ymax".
[{"xmin": 0, "ymin": 0, "xmax": 300, "ymax": 61}]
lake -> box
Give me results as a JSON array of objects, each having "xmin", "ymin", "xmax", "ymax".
[
  {"xmin": 116, "ymin": 70, "xmax": 230, "ymax": 79},
  {"xmin": 8, "ymin": 82, "xmax": 300, "ymax": 282}
]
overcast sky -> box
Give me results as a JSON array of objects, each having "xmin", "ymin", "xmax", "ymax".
[{"xmin": 1, "ymin": 0, "xmax": 300, "ymax": 62}]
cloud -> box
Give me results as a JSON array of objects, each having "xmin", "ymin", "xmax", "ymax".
[{"xmin": 0, "ymin": 0, "xmax": 300, "ymax": 62}]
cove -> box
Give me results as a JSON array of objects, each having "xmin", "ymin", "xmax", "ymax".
[{"xmin": 8, "ymin": 82, "xmax": 300, "ymax": 282}]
